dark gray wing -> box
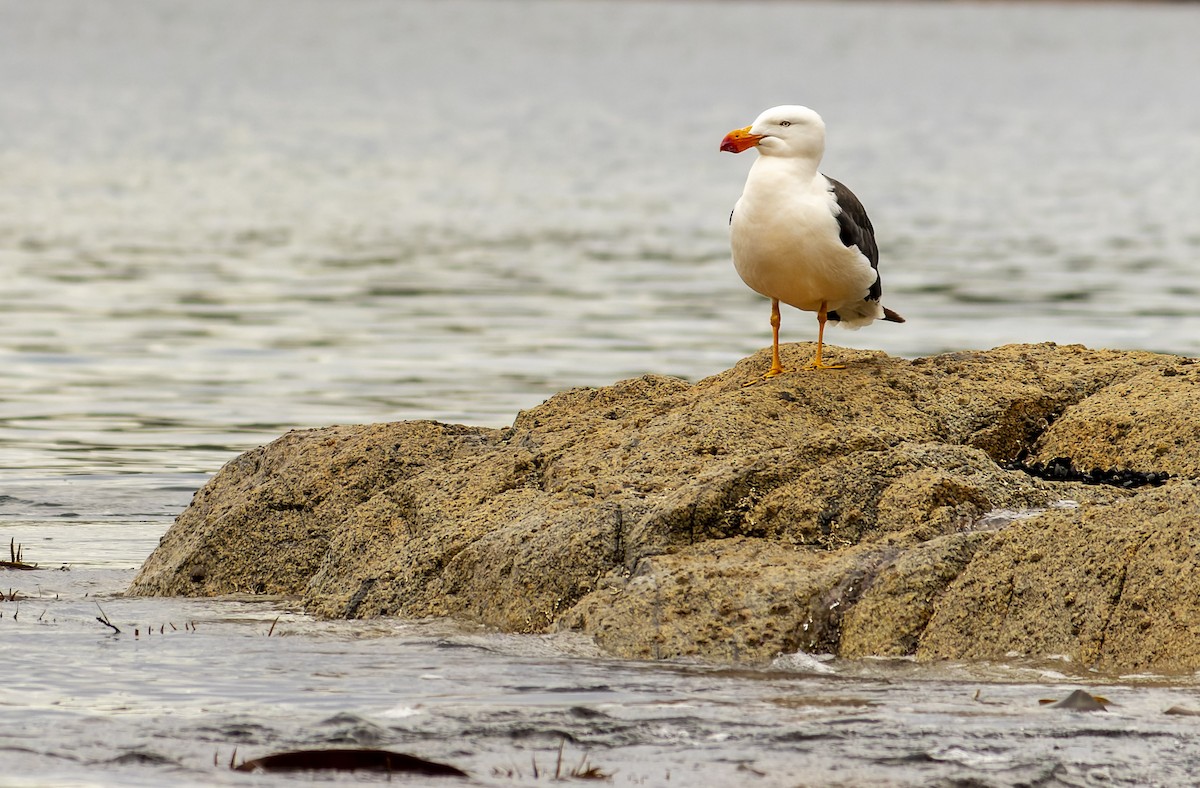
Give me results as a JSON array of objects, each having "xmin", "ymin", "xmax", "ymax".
[
  {"xmin": 824, "ymin": 176, "xmax": 903, "ymax": 322},
  {"xmin": 827, "ymin": 176, "xmax": 879, "ymax": 273}
]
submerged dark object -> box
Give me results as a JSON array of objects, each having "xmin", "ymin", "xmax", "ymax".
[
  {"xmin": 1007, "ymin": 455, "xmax": 1169, "ymax": 489},
  {"xmin": 234, "ymin": 748, "xmax": 467, "ymax": 776},
  {"xmin": 1038, "ymin": 689, "xmax": 1110, "ymax": 712}
]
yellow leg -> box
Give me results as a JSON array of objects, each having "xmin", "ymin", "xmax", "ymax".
[
  {"xmin": 805, "ymin": 301, "xmax": 845, "ymax": 370},
  {"xmin": 763, "ymin": 298, "xmax": 793, "ymax": 378}
]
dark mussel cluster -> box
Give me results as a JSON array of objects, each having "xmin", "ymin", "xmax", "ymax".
[{"xmin": 1006, "ymin": 455, "xmax": 1170, "ymax": 489}]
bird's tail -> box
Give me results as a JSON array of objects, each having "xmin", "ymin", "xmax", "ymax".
[{"xmin": 828, "ymin": 302, "xmax": 904, "ymax": 329}]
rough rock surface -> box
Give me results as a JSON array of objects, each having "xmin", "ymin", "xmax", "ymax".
[
  {"xmin": 1033, "ymin": 364, "xmax": 1200, "ymax": 478},
  {"xmin": 129, "ymin": 343, "xmax": 1200, "ymax": 671}
]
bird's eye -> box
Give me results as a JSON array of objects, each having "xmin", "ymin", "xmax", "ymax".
[{"xmin": 779, "ymin": 121, "xmax": 792, "ymax": 127}]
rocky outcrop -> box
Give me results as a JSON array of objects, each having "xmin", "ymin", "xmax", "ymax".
[
  {"xmin": 917, "ymin": 484, "xmax": 1200, "ymax": 670},
  {"xmin": 1032, "ymin": 364, "xmax": 1200, "ymax": 478},
  {"xmin": 128, "ymin": 343, "xmax": 1200, "ymax": 671}
]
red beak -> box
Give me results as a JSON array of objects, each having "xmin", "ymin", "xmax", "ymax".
[{"xmin": 720, "ymin": 125, "xmax": 764, "ymax": 153}]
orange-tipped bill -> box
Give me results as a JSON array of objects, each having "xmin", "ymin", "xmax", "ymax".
[{"xmin": 720, "ymin": 125, "xmax": 764, "ymax": 153}]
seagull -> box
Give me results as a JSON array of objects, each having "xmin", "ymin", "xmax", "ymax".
[{"xmin": 720, "ymin": 105, "xmax": 903, "ymax": 376}]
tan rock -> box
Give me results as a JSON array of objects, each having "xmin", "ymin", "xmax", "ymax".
[
  {"xmin": 918, "ymin": 482, "xmax": 1200, "ymax": 671},
  {"xmin": 839, "ymin": 530, "xmax": 995, "ymax": 658},
  {"xmin": 128, "ymin": 343, "xmax": 1200, "ymax": 670},
  {"xmin": 1034, "ymin": 362, "xmax": 1200, "ymax": 478}
]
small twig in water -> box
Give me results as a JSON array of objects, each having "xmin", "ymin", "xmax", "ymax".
[
  {"xmin": 572, "ymin": 754, "xmax": 610, "ymax": 780},
  {"xmin": 266, "ymin": 616, "xmax": 280, "ymax": 637},
  {"xmin": 94, "ymin": 602, "xmax": 121, "ymax": 634},
  {"xmin": 2, "ymin": 539, "xmax": 38, "ymax": 570}
]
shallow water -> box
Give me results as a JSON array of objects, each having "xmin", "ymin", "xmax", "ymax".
[
  {"xmin": 2, "ymin": 1, "xmax": 1200, "ymax": 785},
  {"xmin": 7, "ymin": 545, "xmax": 1200, "ymax": 788}
]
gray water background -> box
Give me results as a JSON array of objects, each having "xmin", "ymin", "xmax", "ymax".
[{"xmin": 2, "ymin": 1, "xmax": 1200, "ymax": 785}]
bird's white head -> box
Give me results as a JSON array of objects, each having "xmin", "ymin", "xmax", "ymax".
[{"xmin": 720, "ymin": 105, "xmax": 826, "ymax": 162}]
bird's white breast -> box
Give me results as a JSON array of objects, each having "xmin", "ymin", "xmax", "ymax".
[{"xmin": 730, "ymin": 164, "xmax": 876, "ymax": 314}]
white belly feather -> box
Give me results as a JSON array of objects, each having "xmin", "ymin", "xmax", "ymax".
[{"xmin": 730, "ymin": 167, "xmax": 878, "ymax": 320}]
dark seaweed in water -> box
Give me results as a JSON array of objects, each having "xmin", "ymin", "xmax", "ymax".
[
  {"xmin": 1006, "ymin": 456, "xmax": 1169, "ymax": 489},
  {"xmin": 234, "ymin": 748, "xmax": 467, "ymax": 776}
]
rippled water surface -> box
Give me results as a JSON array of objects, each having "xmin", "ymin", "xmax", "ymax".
[
  {"xmin": 2, "ymin": 1, "xmax": 1200, "ymax": 785},
  {"xmin": 7, "ymin": 543, "xmax": 1200, "ymax": 788}
]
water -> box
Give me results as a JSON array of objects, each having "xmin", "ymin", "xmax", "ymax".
[
  {"xmin": 7, "ymin": 559, "xmax": 1200, "ymax": 788},
  {"xmin": 1, "ymin": 0, "xmax": 1199, "ymax": 784}
]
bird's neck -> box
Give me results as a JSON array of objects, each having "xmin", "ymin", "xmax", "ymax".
[{"xmin": 748, "ymin": 154, "xmax": 822, "ymax": 189}]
